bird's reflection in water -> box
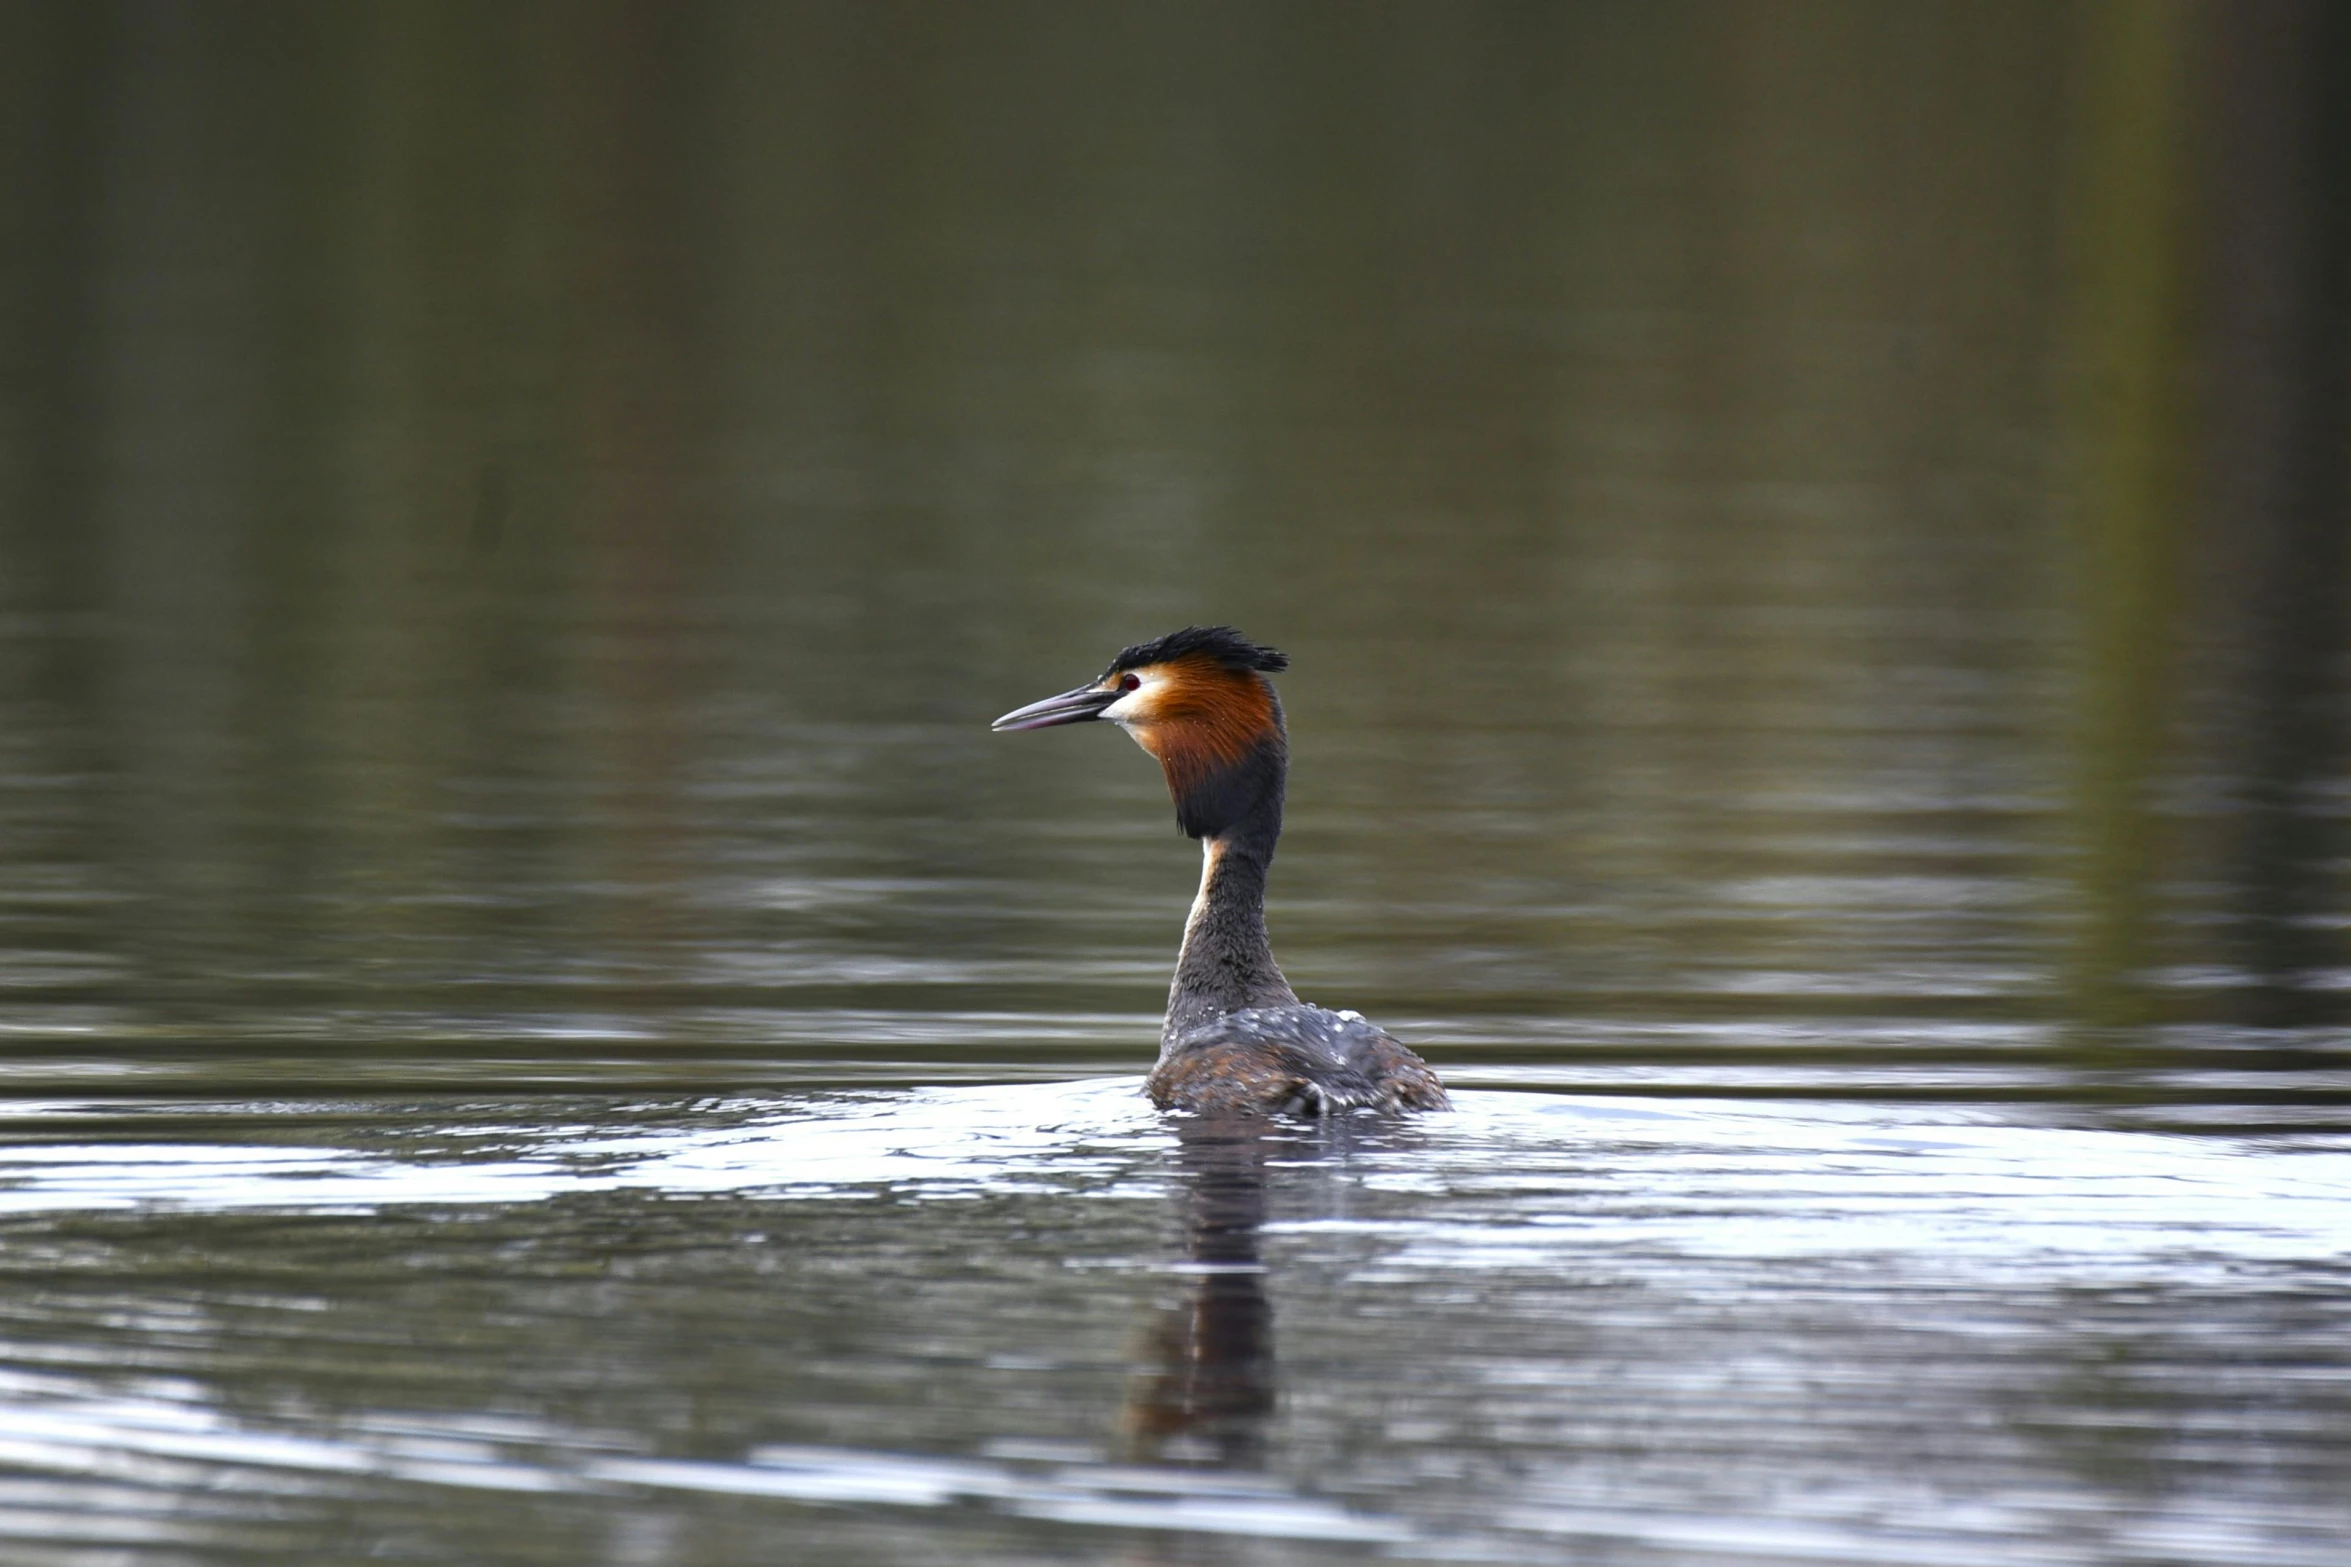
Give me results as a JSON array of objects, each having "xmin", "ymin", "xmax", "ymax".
[{"xmin": 1121, "ymin": 1115, "xmax": 1279, "ymax": 1468}]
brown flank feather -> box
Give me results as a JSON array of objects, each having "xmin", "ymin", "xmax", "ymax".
[{"xmin": 1147, "ymin": 1036, "xmax": 1449, "ymax": 1116}]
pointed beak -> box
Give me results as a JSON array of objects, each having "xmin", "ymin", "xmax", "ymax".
[{"xmin": 991, "ymin": 683, "xmax": 1118, "ymax": 732}]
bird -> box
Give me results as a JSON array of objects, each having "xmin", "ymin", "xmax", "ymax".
[{"xmin": 992, "ymin": 626, "xmax": 1448, "ymax": 1118}]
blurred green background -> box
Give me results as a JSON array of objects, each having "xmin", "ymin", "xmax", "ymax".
[{"xmin": 1, "ymin": 0, "xmax": 2346, "ymax": 1113}]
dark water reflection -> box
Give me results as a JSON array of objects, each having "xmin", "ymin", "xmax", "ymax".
[
  {"xmin": 0, "ymin": 1, "xmax": 2345, "ymax": 1111},
  {"xmin": 1123, "ymin": 1120, "xmax": 1279, "ymax": 1472},
  {"xmin": 4, "ymin": 2, "xmax": 2351, "ymax": 1562}
]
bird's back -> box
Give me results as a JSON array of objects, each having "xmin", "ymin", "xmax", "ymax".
[{"xmin": 1149, "ymin": 1005, "xmax": 1450, "ymax": 1117}]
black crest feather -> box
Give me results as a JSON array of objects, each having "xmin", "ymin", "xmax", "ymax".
[{"xmin": 1104, "ymin": 626, "xmax": 1289, "ymax": 678}]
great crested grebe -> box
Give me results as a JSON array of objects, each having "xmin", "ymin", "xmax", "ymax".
[{"xmin": 992, "ymin": 626, "xmax": 1448, "ymax": 1117}]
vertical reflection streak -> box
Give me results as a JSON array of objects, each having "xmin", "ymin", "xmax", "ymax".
[
  {"xmin": 2064, "ymin": 0, "xmax": 2198, "ymax": 1052},
  {"xmin": 1121, "ymin": 1116, "xmax": 1275, "ymax": 1469},
  {"xmin": 2204, "ymin": 1, "xmax": 2351, "ymax": 1032}
]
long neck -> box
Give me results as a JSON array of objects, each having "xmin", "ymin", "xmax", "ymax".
[{"xmin": 1162, "ymin": 790, "xmax": 1297, "ymax": 1048}]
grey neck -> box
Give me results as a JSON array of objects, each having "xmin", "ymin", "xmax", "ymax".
[{"xmin": 1161, "ymin": 810, "xmax": 1298, "ymax": 1050}]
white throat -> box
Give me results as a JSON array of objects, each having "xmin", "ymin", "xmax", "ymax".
[{"xmin": 1183, "ymin": 837, "xmax": 1225, "ymax": 945}]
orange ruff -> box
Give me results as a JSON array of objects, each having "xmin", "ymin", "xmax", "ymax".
[{"xmin": 1124, "ymin": 658, "xmax": 1279, "ymax": 802}]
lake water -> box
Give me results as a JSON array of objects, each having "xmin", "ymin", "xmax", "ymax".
[{"xmin": 2, "ymin": 4, "xmax": 2349, "ymax": 1563}]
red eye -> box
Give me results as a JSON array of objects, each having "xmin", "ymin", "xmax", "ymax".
[{"xmin": 1118, "ymin": 673, "xmax": 1141, "ymax": 692}]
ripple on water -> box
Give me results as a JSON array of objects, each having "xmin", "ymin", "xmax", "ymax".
[
  {"xmin": 0, "ymin": 1086, "xmax": 2346, "ymax": 1565},
  {"xmin": 3, "ymin": 1087, "xmax": 2348, "ymax": 1273}
]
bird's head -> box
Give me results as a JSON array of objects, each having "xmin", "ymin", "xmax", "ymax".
[{"xmin": 992, "ymin": 626, "xmax": 1289, "ymax": 841}]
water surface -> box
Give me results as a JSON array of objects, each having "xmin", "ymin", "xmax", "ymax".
[
  {"xmin": 3, "ymin": 3, "xmax": 2350, "ymax": 1562},
  {"xmin": 3, "ymin": 1084, "xmax": 2348, "ymax": 1565}
]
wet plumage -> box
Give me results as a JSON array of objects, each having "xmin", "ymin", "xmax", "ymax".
[
  {"xmin": 993, "ymin": 626, "xmax": 1448, "ymax": 1119},
  {"xmin": 1150, "ymin": 1006, "xmax": 1449, "ymax": 1117}
]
